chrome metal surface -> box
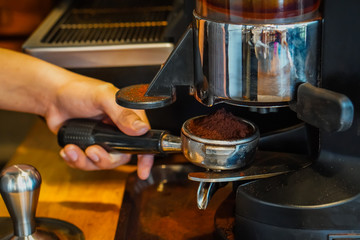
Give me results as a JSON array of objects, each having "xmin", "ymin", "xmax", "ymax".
[
  {"xmin": 0, "ymin": 165, "xmax": 41, "ymax": 237},
  {"xmin": 181, "ymin": 116, "xmax": 259, "ymax": 170},
  {"xmin": 197, "ymin": 182, "xmax": 215, "ymax": 210},
  {"xmin": 0, "ymin": 165, "xmax": 84, "ymax": 240},
  {"xmin": 193, "ymin": 12, "xmax": 321, "ymax": 107},
  {"xmin": 190, "ymin": 170, "xmax": 290, "ymax": 182},
  {"xmin": 188, "ymin": 151, "xmax": 313, "ymax": 182},
  {"xmin": 196, "ymin": 181, "xmax": 227, "ymax": 210},
  {"xmin": 22, "ymin": 0, "xmax": 174, "ymax": 68},
  {"xmin": 24, "ymin": 44, "xmax": 174, "ymax": 68},
  {"xmin": 161, "ymin": 133, "xmax": 182, "ymax": 152}
]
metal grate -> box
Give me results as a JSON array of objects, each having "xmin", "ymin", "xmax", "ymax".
[{"xmin": 42, "ymin": 6, "xmax": 172, "ymax": 45}]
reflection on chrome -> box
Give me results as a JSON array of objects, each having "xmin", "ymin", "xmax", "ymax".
[{"xmin": 193, "ymin": 12, "xmax": 320, "ymax": 107}]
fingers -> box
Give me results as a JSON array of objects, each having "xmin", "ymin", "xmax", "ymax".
[
  {"xmin": 60, "ymin": 145, "xmax": 154, "ymax": 180},
  {"xmin": 133, "ymin": 109, "xmax": 150, "ymax": 125},
  {"xmin": 137, "ymin": 154, "xmax": 154, "ymax": 180},
  {"xmin": 60, "ymin": 144, "xmax": 132, "ymax": 170},
  {"xmin": 95, "ymin": 84, "xmax": 150, "ymax": 136},
  {"xmin": 60, "ymin": 145, "xmax": 100, "ymax": 170},
  {"xmin": 85, "ymin": 146, "xmax": 132, "ymax": 169},
  {"xmin": 112, "ymin": 108, "xmax": 150, "ymax": 136}
]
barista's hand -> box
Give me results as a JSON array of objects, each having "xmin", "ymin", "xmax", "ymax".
[
  {"xmin": 45, "ymin": 76, "xmax": 154, "ymax": 180},
  {"xmin": 0, "ymin": 48, "xmax": 153, "ymax": 179}
]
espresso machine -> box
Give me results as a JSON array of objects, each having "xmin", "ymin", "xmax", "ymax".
[{"xmin": 57, "ymin": 0, "xmax": 360, "ymax": 238}]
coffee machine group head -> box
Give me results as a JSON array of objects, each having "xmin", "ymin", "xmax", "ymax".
[{"xmin": 116, "ymin": 0, "xmax": 353, "ymax": 132}]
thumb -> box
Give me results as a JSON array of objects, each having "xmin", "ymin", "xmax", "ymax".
[{"xmin": 113, "ymin": 108, "xmax": 150, "ymax": 136}]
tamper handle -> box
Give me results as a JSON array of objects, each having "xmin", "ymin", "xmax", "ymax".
[{"xmin": 0, "ymin": 164, "xmax": 41, "ymax": 237}]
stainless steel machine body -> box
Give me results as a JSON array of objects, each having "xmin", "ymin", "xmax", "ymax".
[{"xmin": 192, "ymin": 12, "xmax": 321, "ymax": 107}]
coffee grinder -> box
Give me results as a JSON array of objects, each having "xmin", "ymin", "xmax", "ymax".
[
  {"xmin": 57, "ymin": 0, "xmax": 360, "ymax": 238},
  {"xmin": 112, "ymin": 0, "xmax": 360, "ymax": 239}
]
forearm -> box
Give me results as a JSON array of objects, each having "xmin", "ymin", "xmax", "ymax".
[
  {"xmin": 0, "ymin": 48, "xmax": 73, "ymax": 116},
  {"xmin": 0, "ymin": 50, "xmax": 154, "ymax": 179}
]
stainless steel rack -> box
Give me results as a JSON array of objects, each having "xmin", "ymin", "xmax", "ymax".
[{"xmin": 22, "ymin": 0, "xmax": 176, "ymax": 68}]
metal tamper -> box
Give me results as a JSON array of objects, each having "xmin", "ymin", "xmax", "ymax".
[{"xmin": 0, "ymin": 164, "xmax": 84, "ymax": 240}]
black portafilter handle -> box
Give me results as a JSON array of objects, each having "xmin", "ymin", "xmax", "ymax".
[{"xmin": 57, "ymin": 118, "xmax": 169, "ymax": 154}]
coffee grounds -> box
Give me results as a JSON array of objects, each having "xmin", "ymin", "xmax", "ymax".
[
  {"xmin": 118, "ymin": 84, "xmax": 168, "ymax": 102},
  {"xmin": 187, "ymin": 108, "xmax": 253, "ymax": 140}
]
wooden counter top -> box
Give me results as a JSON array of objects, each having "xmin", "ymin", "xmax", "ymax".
[{"xmin": 0, "ymin": 119, "xmax": 137, "ymax": 240}]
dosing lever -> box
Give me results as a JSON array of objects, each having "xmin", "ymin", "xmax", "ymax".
[{"xmin": 0, "ymin": 164, "xmax": 41, "ymax": 238}]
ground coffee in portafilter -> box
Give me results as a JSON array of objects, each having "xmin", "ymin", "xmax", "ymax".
[{"xmin": 187, "ymin": 108, "xmax": 253, "ymax": 140}]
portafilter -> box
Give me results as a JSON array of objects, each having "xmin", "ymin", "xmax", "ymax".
[
  {"xmin": 58, "ymin": 115, "xmax": 259, "ymax": 171},
  {"xmin": 57, "ymin": 116, "xmax": 312, "ymax": 210}
]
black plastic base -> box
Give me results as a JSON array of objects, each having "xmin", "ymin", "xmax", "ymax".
[
  {"xmin": 235, "ymin": 216, "xmax": 360, "ymax": 240},
  {"xmin": 0, "ymin": 217, "xmax": 84, "ymax": 240},
  {"xmin": 234, "ymin": 152, "xmax": 360, "ymax": 240}
]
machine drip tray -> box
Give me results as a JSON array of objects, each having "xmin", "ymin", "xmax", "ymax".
[{"xmin": 115, "ymin": 159, "xmax": 234, "ymax": 240}]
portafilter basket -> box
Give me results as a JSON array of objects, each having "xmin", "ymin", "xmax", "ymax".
[
  {"xmin": 181, "ymin": 116, "xmax": 259, "ymax": 170},
  {"xmin": 58, "ymin": 115, "xmax": 260, "ymax": 170}
]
